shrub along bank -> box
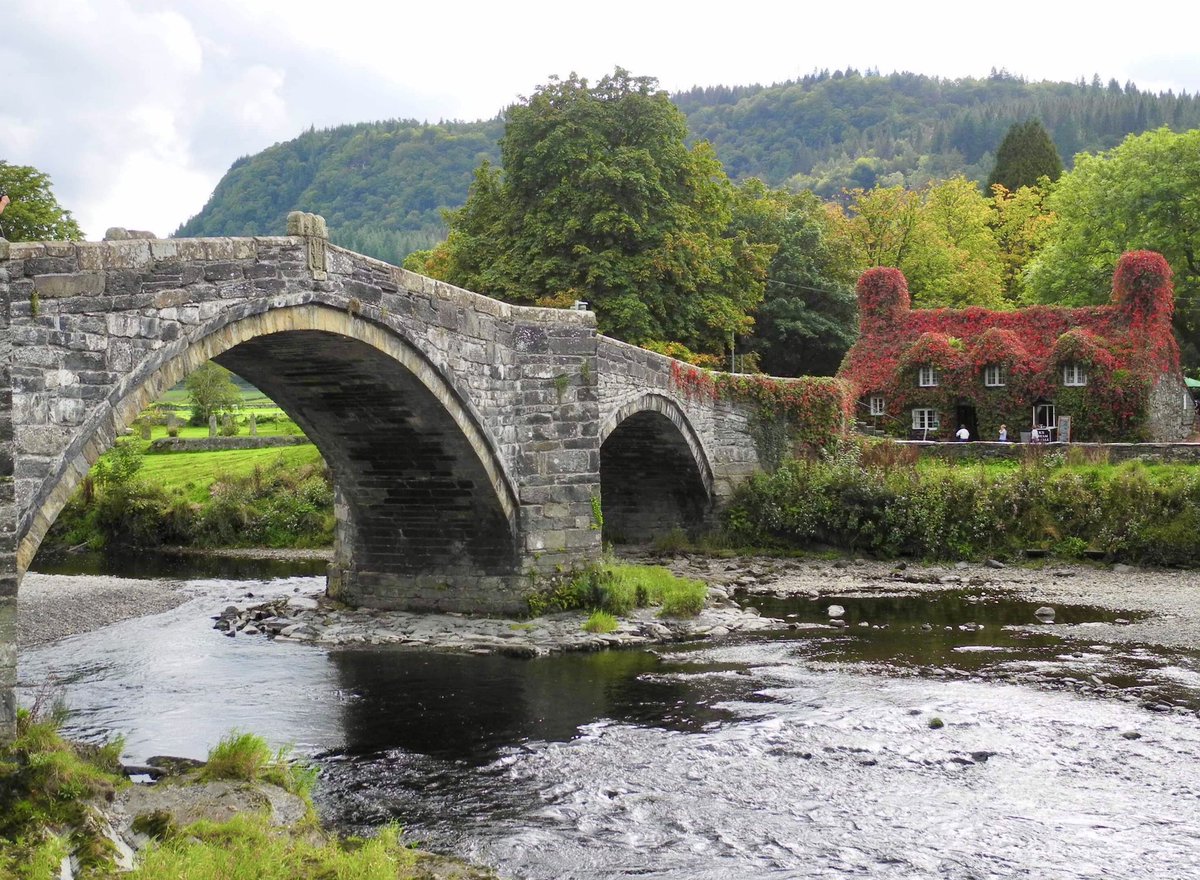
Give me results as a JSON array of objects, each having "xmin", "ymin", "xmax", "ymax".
[{"xmin": 724, "ymin": 442, "xmax": 1200, "ymax": 565}]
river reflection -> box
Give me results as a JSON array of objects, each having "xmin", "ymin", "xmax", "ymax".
[{"xmin": 18, "ymin": 571, "xmax": 1200, "ymax": 879}]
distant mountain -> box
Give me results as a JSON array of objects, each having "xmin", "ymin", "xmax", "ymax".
[{"xmin": 176, "ymin": 70, "xmax": 1200, "ymax": 265}]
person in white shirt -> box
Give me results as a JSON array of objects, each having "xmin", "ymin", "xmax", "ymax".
[{"xmin": 955, "ymin": 425, "xmax": 970, "ymax": 441}]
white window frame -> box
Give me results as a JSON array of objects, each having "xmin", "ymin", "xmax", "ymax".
[
  {"xmin": 869, "ymin": 395, "xmax": 885, "ymax": 416},
  {"xmin": 1062, "ymin": 363, "xmax": 1088, "ymax": 387},
  {"xmin": 912, "ymin": 408, "xmax": 940, "ymax": 431},
  {"xmin": 918, "ymin": 365, "xmax": 939, "ymax": 387},
  {"xmin": 983, "ymin": 364, "xmax": 1005, "ymax": 387}
]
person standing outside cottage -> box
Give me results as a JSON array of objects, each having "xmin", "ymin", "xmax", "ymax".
[
  {"xmin": 998, "ymin": 424, "xmax": 1008, "ymax": 442},
  {"xmin": 0, "ymin": 189, "xmax": 9, "ymax": 239},
  {"xmin": 955, "ymin": 425, "xmax": 970, "ymax": 441}
]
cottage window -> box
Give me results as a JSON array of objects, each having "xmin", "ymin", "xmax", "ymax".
[
  {"xmin": 983, "ymin": 364, "xmax": 1005, "ymax": 387},
  {"xmin": 912, "ymin": 408, "xmax": 940, "ymax": 431},
  {"xmin": 918, "ymin": 365, "xmax": 939, "ymax": 387},
  {"xmin": 869, "ymin": 395, "xmax": 886, "ymax": 416},
  {"xmin": 1062, "ymin": 363, "xmax": 1088, "ymax": 387}
]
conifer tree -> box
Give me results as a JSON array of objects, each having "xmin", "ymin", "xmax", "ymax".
[{"xmin": 987, "ymin": 120, "xmax": 1063, "ymax": 192}]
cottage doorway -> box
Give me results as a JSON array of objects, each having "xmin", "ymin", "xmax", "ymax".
[
  {"xmin": 1032, "ymin": 400, "xmax": 1056, "ymax": 442},
  {"xmin": 954, "ymin": 404, "xmax": 978, "ymax": 441}
]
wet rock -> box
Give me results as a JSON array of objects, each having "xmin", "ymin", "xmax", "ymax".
[
  {"xmin": 985, "ymin": 559, "xmax": 1005, "ymax": 569},
  {"xmin": 827, "ymin": 604, "xmax": 845, "ymax": 618},
  {"xmin": 1034, "ymin": 606, "xmax": 1056, "ymax": 622},
  {"xmin": 829, "ymin": 619, "xmax": 848, "ymax": 628}
]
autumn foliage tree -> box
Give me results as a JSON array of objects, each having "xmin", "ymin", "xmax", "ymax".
[{"xmin": 832, "ymin": 177, "xmax": 1006, "ymax": 309}]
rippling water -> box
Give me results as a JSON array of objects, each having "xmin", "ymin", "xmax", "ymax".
[{"xmin": 19, "ymin": 571, "xmax": 1200, "ymax": 879}]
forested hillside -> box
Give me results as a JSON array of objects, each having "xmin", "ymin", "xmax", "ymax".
[
  {"xmin": 176, "ymin": 69, "xmax": 1200, "ymax": 268},
  {"xmin": 176, "ymin": 118, "xmax": 503, "ymax": 262}
]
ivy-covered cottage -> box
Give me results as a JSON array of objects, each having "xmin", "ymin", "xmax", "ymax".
[{"xmin": 839, "ymin": 252, "xmax": 1195, "ymax": 442}]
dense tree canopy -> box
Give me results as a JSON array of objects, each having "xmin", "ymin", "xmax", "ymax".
[
  {"xmin": 1026, "ymin": 127, "xmax": 1200, "ymax": 362},
  {"xmin": 181, "ymin": 71, "xmax": 1200, "ymax": 269},
  {"xmin": 417, "ymin": 70, "xmax": 768, "ymax": 355},
  {"xmin": 0, "ymin": 161, "xmax": 83, "ymax": 241},
  {"xmin": 831, "ymin": 177, "xmax": 1006, "ymax": 309},
  {"xmin": 987, "ymin": 120, "xmax": 1062, "ymax": 192},
  {"xmin": 729, "ymin": 180, "xmax": 857, "ymax": 375}
]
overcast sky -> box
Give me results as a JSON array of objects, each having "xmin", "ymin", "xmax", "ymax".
[{"xmin": 5, "ymin": 0, "xmax": 1200, "ymax": 239}]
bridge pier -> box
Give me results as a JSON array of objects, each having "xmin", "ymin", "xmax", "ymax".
[{"xmin": 1, "ymin": 242, "xmax": 15, "ymax": 740}]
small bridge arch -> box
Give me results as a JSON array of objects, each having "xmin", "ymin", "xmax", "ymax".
[{"xmin": 599, "ymin": 392, "xmax": 715, "ymax": 543}]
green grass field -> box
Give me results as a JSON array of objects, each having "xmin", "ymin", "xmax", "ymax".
[{"xmin": 138, "ymin": 445, "xmax": 324, "ymax": 502}]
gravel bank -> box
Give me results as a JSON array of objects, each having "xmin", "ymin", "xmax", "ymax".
[
  {"xmin": 18, "ymin": 573, "xmax": 190, "ymax": 649},
  {"xmin": 18, "ymin": 555, "xmax": 1200, "ymax": 656}
]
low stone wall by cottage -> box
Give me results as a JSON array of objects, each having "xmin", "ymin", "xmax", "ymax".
[
  {"xmin": 146, "ymin": 436, "xmax": 310, "ymax": 454},
  {"xmin": 900, "ymin": 440, "xmax": 1200, "ymax": 464}
]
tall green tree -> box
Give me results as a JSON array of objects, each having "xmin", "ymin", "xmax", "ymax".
[
  {"xmin": 1025, "ymin": 127, "xmax": 1200, "ymax": 363},
  {"xmin": 0, "ymin": 161, "xmax": 83, "ymax": 241},
  {"xmin": 421, "ymin": 69, "xmax": 768, "ymax": 356},
  {"xmin": 730, "ymin": 180, "xmax": 857, "ymax": 376},
  {"xmin": 185, "ymin": 363, "xmax": 242, "ymax": 426},
  {"xmin": 987, "ymin": 120, "xmax": 1063, "ymax": 192}
]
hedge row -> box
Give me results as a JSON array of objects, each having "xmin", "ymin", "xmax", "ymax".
[{"xmin": 724, "ymin": 444, "xmax": 1200, "ymax": 565}]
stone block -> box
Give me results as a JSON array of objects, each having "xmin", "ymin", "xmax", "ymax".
[
  {"xmin": 33, "ymin": 272, "xmax": 106, "ymax": 298},
  {"xmin": 103, "ymin": 240, "xmax": 153, "ymax": 269}
]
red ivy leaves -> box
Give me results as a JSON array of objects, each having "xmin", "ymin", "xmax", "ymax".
[
  {"xmin": 840, "ymin": 252, "xmax": 1181, "ymax": 441},
  {"xmin": 670, "ymin": 362, "xmax": 853, "ymax": 449}
]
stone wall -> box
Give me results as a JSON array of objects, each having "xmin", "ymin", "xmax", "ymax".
[
  {"xmin": 0, "ymin": 240, "xmax": 15, "ymax": 740},
  {"xmin": 146, "ymin": 435, "xmax": 310, "ymax": 453},
  {"xmin": 898, "ymin": 440, "xmax": 1200, "ymax": 464}
]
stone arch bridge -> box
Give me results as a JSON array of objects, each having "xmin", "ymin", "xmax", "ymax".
[{"xmin": 0, "ymin": 214, "xmax": 828, "ymax": 734}]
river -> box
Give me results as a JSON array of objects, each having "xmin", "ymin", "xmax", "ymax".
[{"xmin": 18, "ymin": 563, "xmax": 1200, "ymax": 879}]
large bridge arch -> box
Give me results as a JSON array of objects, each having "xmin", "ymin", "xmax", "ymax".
[
  {"xmin": 17, "ymin": 303, "xmax": 521, "ymax": 607},
  {"xmin": 599, "ymin": 393, "xmax": 714, "ymax": 543}
]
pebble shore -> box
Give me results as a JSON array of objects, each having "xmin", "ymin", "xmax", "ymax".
[{"xmin": 18, "ymin": 573, "xmax": 191, "ymax": 649}]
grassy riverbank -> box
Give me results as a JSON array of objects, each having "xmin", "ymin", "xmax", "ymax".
[
  {"xmin": 0, "ymin": 716, "xmax": 492, "ymax": 879},
  {"xmin": 42, "ymin": 443, "xmax": 333, "ymax": 556},
  {"xmin": 724, "ymin": 442, "xmax": 1200, "ymax": 565}
]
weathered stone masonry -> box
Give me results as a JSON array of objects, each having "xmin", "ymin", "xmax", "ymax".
[{"xmin": 0, "ymin": 216, "xmax": 779, "ymax": 739}]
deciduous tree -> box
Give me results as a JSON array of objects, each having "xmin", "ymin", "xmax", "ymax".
[
  {"xmin": 0, "ymin": 161, "xmax": 83, "ymax": 241},
  {"xmin": 1025, "ymin": 127, "xmax": 1200, "ymax": 364},
  {"xmin": 422, "ymin": 69, "xmax": 769, "ymax": 356},
  {"xmin": 832, "ymin": 177, "xmax": 1005, "ymax": 309},
  {"xmin": 729, "ymin": 180, "xmax": 857, "ymax": 376},
  {"xmin": 185, "ymin": 363, "xmax": 242, "ymax": 426}
]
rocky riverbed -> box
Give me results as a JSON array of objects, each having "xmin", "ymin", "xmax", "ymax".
[
  {"xmin": 650, "ymin": 553, "xmax": 1200, "ymax": 651},
  {"xmin": 21, "ymin": 552, "xmax": 1200, "ymax": 659},
  {"xmin": 214, "ymin": 585, "xmax": 778, "ymax": 655}
]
